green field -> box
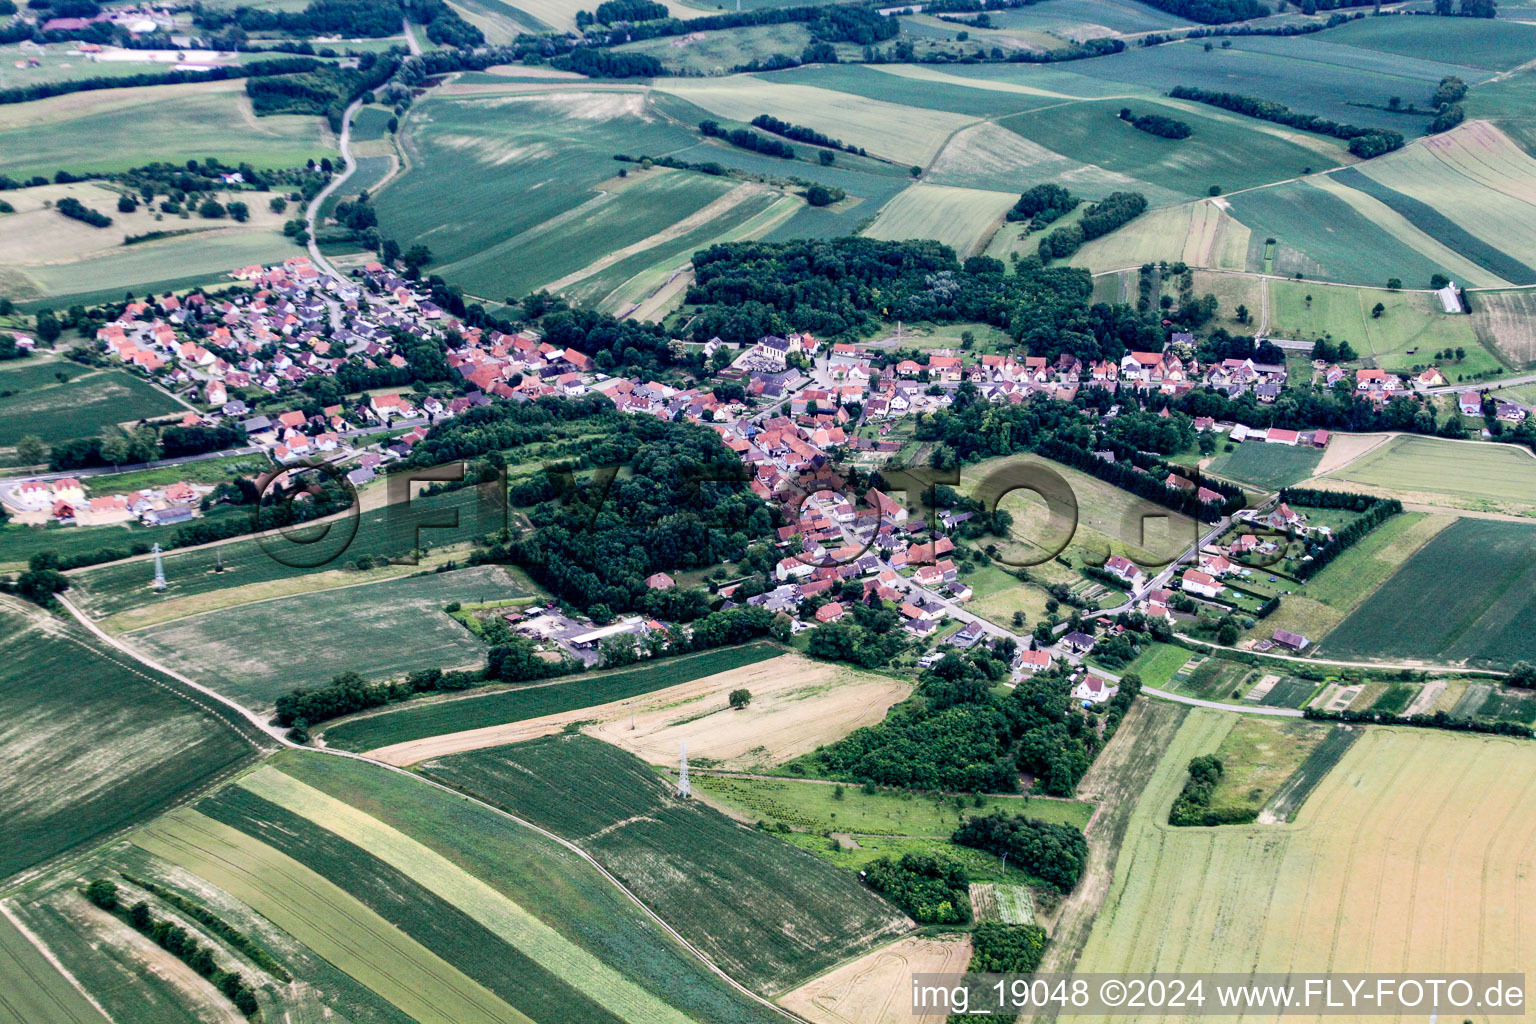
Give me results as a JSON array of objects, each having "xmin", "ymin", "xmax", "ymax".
[
  {"xmin": 984, "ymin": 0, "xmax": 1194, "ymax": 35},
  {"xmin": 1256, "ymin": 509, "xmax": 1452, "ymax": 645},
  {"xmin": 320, "ymin": 641, "xmax": 784, "ymax": 751},
  {"xmin": 128, "ymin": 566, "xmax": 521, "ymax": 710},
  {"xmin": 424, "ymin": 734, "xmax": 912, "ymax": 994},
  {"xmin": 1265, "ymin": 280, "xmax": 1494, "ymax": 375},
  {"xmin": 1121, "ymin": 642, "xmax": 1195, "ymax": 687},
  {"xmin": 1201, "ymin": 716, "xmax": 1334, "ymax": 821},
  {"xmin": 862, "ymin": 182, "xmax": 1014, "ymax": 256},
  {"xmin": 0, "ymin": 81, "xmax": 332, "ymax": 180},
  {"xmin": 0, "ymin": 598, "xmax": 259, "ymax": 882},
  {"xmin": 997, "ymin": 96, "xmax": 1339, "ymax": 200},
  {"xmin": 1321, "ymin": 13, "xmax": 1536, "ymax": 71},
  {"xmin": 1321, "ymin": 435, "xmax": 1536, "ymax": 513},
  {"xmin": 376, "ymin": 89, "xmax": 744, "ymax": 301},
  {"xmin": 1204, "ymin": 442, "xmax": 1323, "ymax": 490},
  {"xmin": 1258, "ymin": 722, "xmax": 1360, "ymax": 822},
  {"xmin": 1075, "ymin": 715, "xmax": 1536, "ymax": 982},
  {"xmin": 0, "ymin": 912, "xmax": 110, "ymax": 1024},
  {"xmin": 1059, "ymin": 35, "xmax": 1477, "ymax": 132},
  {"xmin": 68, "ymin": 485, "xmax": 507, "ymax": 621},
  {"xmin": 1226, "ymin": 179, "xmax": 1459, "ymax": 286},
  {"xmin": 1323, "ymin": 518, "xmax": 1536, "ymax": 667},
  {"xmin": 0, "ymin": 367, "xmax": 183, "ymax": 447}
]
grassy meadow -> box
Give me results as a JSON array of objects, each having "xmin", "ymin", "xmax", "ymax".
[
  {"xmin": 0, "ymin": 366, "xmax": 183, "ymax": 447},
  {"xmin": 1319, "ymin": 434, "xmax": 1536, "ymax": 513},
  {"xmin": 1203, "ymin": 442, "xmax": 1322, "ymax": 491}
]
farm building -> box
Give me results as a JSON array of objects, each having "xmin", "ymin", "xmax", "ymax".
[
  {"xmin": 1437, "ymin": 281, "xmax": 1464, "ymax": 314},
  {"xmin": 1272, "ymin": 629, "xmax": 1311, "ymax": 651}
]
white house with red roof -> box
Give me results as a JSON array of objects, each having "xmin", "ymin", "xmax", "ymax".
[{"xmin": 1181, "ymin": 569, "xmax": 1223, "ymax": 599}]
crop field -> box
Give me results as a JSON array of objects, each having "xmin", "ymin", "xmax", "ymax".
[
  {"xmin": 1323, "ymin": 518, "xmax": 1536, "ymax": 666},
  {"xmin": 581, "ymin": 654, "xmax": 913, "ymax": 772},
  {"xmin": 0, "ymin": 368, "xmax": 182, "ymax": 447},
  {"xmin": 126, "ymin": 755, "xmax": 791, "ymax": 1024},
  {"xmin": 1074, "ymin": 715, "xmax": 1536, "ymax": 999},
  {"xmin": 1166, "ymin": 655, "xmax": 1254, "ymax": 703},
  {"xmin": 779, "ymin": 933, "xmax": 972, "ymax": 1024},
  {"xmin": 657, "ymin": 76, "xmax": 977, "ymax": 165},
  {"xmin": 998, "ymin": 97, "xmax": 1339, "ymax": 201},
  {"xmin": 985, "ymin": 0, "xmax": 1193, "ymax": 36},
  {"xmin": 861, "ymin": 183, "xmax": 1014, "ymax": 256},
  {"xmin": 7, "ymin": 891, "xmax": 226, "ymax": 1024},
  {"xmin": 425, "ymin": 735, "xmax": 913, "ymax": 994},
  {"xmin": 374, "ymin": 90, "xmax": 717, "ymax": 299},
  {"xmin": 0, "ymin": 598, "xmax": 258, "ymax": 882},
  {"xmin": 1330, "ymin": 127, "xmax": 1536, "ymax": 286},
  {"xmin": 1062, "ymin": 35, "xmax": 1478, "ymax": 133},
  {"xmin": 0, "ymin": 80, "xmax": 332, "ymax": 180},
  {"xmin": 126, "ymin": 565, "xmax": 518, "ymax": 710},
  {"xmin": 269, "ymin": 752, "xmax": 788, "ymax": 1023},
  {"xmin": 1204, "ymin": 442, "xmax": 1322, "ymax": 490},
  {"xmin": 322, "ymin": 641, "xmax": 784, "ymax": 755},
  {"xmin": 1319, "ymin": 434, "xmax": 1536, "ymax": 513},
  {"xmin": 1321, "ymin": 13, "xmax": 1536, "ymax": 71},
  {"xmin": 1470, "ymin": 288, "xmax": 1536, "ymax": 365},
  {"xmin": 1259, "ymin": 723, "xmax": 1360, "ymax": 823},
  {"xmin": 1225, "ymin": 179, "xmax": 1459, "ymax": 286},
  {"xmin": 0, "ymin": 911, "xmax": 109, "ymax": 1024},
  {"xmin": 1254, "ymin": 676, "xmax": 1320, "ymax": 709},
  {"xmin": 1070, "ymin": 200, "xmax": 1250, "ymax": 273},
  {"xmin": 927, "ymin": 120, "xmax": 1181, "ymax": 202},
  {"xmin": 1452, "ymin": 682, "xmax": 1536, "ymax": 724},
  {"xmin": 774, "ymin": 63, "xmax": 1063, "ymax": 119},
  {"xmin": 560, "ymin": 189, "xmax": 793, "ymax": 311}
]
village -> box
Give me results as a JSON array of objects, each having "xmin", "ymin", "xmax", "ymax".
[{"xmin": 0, "ymin": 256, "xmax": 1497, "ymax": 691}]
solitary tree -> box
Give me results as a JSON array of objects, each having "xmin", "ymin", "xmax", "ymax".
[
  {"xmin": 1235, "ymin": 303, "xmax": 1249, "ymax": 324},
  {"xmin": 15, "ymin": 435, "xmax": 46, "ymax": 466},
  {"xmin": 1386, "ymin": 277, "xmax": 1402, "ymax": 290},
  {"xmin": 1371, "ymin": 302, "xmax": 1385, "ymax": 318},
  {"xmin": 729, "ymin": 688, "xmax": 752, "ymax": 709}
]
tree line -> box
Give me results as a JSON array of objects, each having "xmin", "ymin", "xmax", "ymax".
[
  {"xmin": 750, "ymin": 114, "xmax": 866, "ymax": 155},
  {"xmin": 1039, "ymin": 191, "xmax": 1149, "ymax": 259},
  {"xmin": 1275, "ymin": 488, "xmax": 1402, "ymax": 581},
  {"xmin": 1167, "ymin": 85, "xmax": 1403, "ymax": 158},
  {"xmin": 699, "ymin": 119, "xmax": 796, "ymax": 159},
  {"xmin": 0, "ymin": 55, "xmax": 324, "ymax": 107}
]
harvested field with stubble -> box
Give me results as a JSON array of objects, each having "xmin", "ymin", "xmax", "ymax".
[
  {"xmin": 1069, "ymin": 716, "xmax": 1536, "ymax": 1015},
  {"xmin": 424, "ymin": 734, "xmax": 914, "ymax": 995},
  {"xmin": 585, "ymin": 654, "xmax": 913, "ymax": 771},
  {"xmin": 1471, "ymin": 288, "xmax": 1536, "ymax": 365},
  {"xmin": 778, "ymin": 933, "xmax": 972, "ymax": 1024},
  {"xmin": 331, "ymin": 641, "xmax": 785, "ymax": 761}
]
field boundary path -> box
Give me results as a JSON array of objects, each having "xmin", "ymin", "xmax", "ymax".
[{"xmin": 305, "ymin": 95, "xmax": 364, "ymax": 280}]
